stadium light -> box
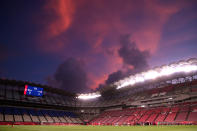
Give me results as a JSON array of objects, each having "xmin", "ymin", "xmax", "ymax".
[
  {"xmin": 135, "ymin": 74, "xmax": 145, "ymax": 83},
  {"xmin": 77, "ymin": 92, "xmax": 101, "ymax": 100},
  {"xmin": 115, "ymin": 58, "xmax": 197, "ymax": 89},
  {"xmin": 144, "ymin": 70, "xmax": 159, "ymax": 80}
]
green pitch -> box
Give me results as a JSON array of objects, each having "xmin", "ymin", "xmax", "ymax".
[{"xmin": 0, "ymin": 125, "xmax": 197, "ymax": 131}]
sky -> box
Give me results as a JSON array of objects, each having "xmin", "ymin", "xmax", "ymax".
[{"xmin": 0, "ymin": 0, "xmax": 197, "ymax": 93}]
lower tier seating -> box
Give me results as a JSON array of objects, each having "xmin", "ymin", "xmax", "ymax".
[
  {"xmin": 0, "ymin": 106, "xmax": 83, "ymax": 124},
  {"xmin": 90, "ymin": 103, "xmax": 197, "ymax": 125}
]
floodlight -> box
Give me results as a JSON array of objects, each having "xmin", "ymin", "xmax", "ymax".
[
  {"xmin": 77, "ymin": 92, "xmax": 101, "ymax": 100},
  {"xmin": 115, "ymin": 58, "xmax": 197, "ymax": 89}
]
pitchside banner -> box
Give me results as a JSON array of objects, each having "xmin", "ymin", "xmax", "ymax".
[{"xmin": 24, "ymin": 85, "xmax": 43, "ymax": 97}]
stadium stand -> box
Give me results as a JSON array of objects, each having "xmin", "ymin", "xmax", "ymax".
[
  {"xmin": 1, "ymin": 78, "xmax": 197, "ymax": 125},
  {"xmin": 89, "ymin": 103, "xmax": 197, "ymax": 125},
  {"xmin": 1, "ymin": 58, "xmax": 197, "ymax": 125},
  {"xmin": 0, "ymin": 106, "xmax": 83, "ymax": 125}
]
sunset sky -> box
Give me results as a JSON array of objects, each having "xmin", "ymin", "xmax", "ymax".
[{"xmin": 0, "ymin": 0, "xmax": 197, "ymax": 93}]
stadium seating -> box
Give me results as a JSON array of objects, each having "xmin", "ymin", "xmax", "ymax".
[
  {"xmin": 1, "ymin": 77, "xmax": 197, "ymax": 125},
  {"xmin": 0, "ymin": 106, "xmax": 82, "ymax": 125},
  {"xmin": 90, "ymin": 104, "xmax": 195, "ymax": 125},
  {"xmin": 146, "ymin": 113, "xmax": 158, "ymax": 123},
  {"xmin": 164, "ymin": 112, "xmax": 177, "ymax": 122},
  {"xmin": 187, "ymin": 112, "xmax": 197, "ymax": 121},
  {"xmin": 175, "ymin": 112, "xmax": 188, "ymax": 122},
  {"xmin": 187, "ymin": 105, "xmax": 197, "ymax": 121}
]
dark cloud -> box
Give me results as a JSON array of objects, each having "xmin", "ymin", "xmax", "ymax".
[
  {"xmin": 47, "ymin": 57, "xmax": 88, "ymax": 93},
  {"xmin": 105, "ymin": 70, "xmax": 124, "ymax": 85},
  {"xmin": 119, "ymin": 35, "xmax": 150, "ymax": 71},
  {"xmin": 105, "ymin": 35, "xmax": 150, "ymax": 85}
]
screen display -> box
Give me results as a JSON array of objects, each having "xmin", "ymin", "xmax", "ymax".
[{"xmin": 24, "ymin": 85, "xmax": 43, "ymax": 97}]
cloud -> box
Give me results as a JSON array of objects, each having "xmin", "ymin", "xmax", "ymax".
[
  {"xmin": 105, "ymin": 35, "xmax": 150, "ymax": 85},
  {"xmin": 44, "ymin": 0, "xmax": 76, "ymax": 38},
  {"xmin": 47, "ymin": 57, "xmax": 88, "ymax": 93},
  {"xmin": 37, "ymin": 0, "xmax": 76, "ymax": 53},
  {"xmin": 38, "ymin": 0, "xmax": 192, "ymax": 90},
  {"xmin": 38, "ymin": 0, "xmax": 189, "ymax": 54},
  {"xmin": 119, "ymin": 35, "xmax": 150, "ymax": 72},
  {"xmin": 37, "ymin": 0, "xmax": 187, "ymax": 56},
  {"xmin": 105, "ymin": 70, "xmax": 124, "ymax": 85}
]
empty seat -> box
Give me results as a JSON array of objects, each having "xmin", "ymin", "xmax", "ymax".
[
  {"xmin": 164, "ymin": 112, "xmax": 177, "ymax": 122},
  {"xmin": 59, "ymin": 117, "xmax": 67, "ymax": 122},
  {"xmin": 21, "ymin": 109, "xmax": 32, "ymax": 122},
  {"xmin": 0, "ymin": 108, "xmax": 4, "ymax": 121},
  {"xmin": 179, "ymin": 106, "xmax": 190, "ymax": 112},
  {"xmin": 155, "ymin": 113, "xmax": 166, "ymax": 122},
  {"xmin": 29, "ymin": 109, "xmax": 40, "ymax": 122},
  {"xmin": 146, "ymin": 113, "xmax": 158, "ymax": 123},
  {"xmin": 52, "ymin": 117, "xmax": 60, "ymax": 122},
  {"xmin": 38, "ymin": 116, "xmax": 47, "ymax": 123},
  {"xmin": 64, "ymin": 117, "xmax": 72, "ymax": 123},
  {"xmin": 4, "ymin": 107, "xmax": 14, "ymax": 122},
  {"xmin": 187, "ymin": 112, "xmax": 197, "ymax": 121},
  {"xmin": 5, "ymin": 115, "xmax": 14, "ymax": 122},
  {"xmin": 36, "ymin": 110, "xmax": 47, "ymax": 123},
  {"xmin": 0, "ymin": 113, "xmax": 4, "ymax": 121},
  {"xmin": 171, "ymin": 107, "xmax": 179, "ymax": 112},
  {"xmin": 138, "ymin": 114, "xmax": 150, "ymax": 122},
  {"xmin": 23, "ymin": 114, "xmax": 32, "ymax": 122},
  {"xmin": 14, "ymin": 115, "xmax": 23, "ymax": 122},
  {"xmin": 175, "ymin": 112, "xmax": 188, "ymax": 122},
  {"xmin": 44, "ymin": 115, "xmax": 54, "ymax": 122}
]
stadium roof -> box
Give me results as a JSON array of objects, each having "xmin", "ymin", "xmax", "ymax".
[
  {"xmin": 114, "ymin": 58, "xmax": 197, "ymax": 89},
  {"xmin": 77, "ymin": 58, "xmax": 197, "ymax": 100}
]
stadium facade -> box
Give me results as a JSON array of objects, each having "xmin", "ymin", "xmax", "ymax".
[{"xmin": 0, "ymin": 58, "xmax": 197, "ymax": 125}]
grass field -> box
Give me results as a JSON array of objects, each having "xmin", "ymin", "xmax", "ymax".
[{"xmin": 0, "ymin": 125, "xmax": 197, "ymax": 131}]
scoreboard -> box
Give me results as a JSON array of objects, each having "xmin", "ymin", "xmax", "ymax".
[{"xmin": 24, "ymin": 85, "xmax": 43, "ymax": 97}]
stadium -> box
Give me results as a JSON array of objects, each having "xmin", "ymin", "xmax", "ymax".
[
  {"xmin": 0, "ymin": 58, "xmax": 197, "ymax": 131},
  {"xmin": 1, "ymin": 0, "xmax": 197, "ymax": 131}
]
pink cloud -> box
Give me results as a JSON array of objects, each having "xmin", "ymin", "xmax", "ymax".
[
  {"xmin": 44, "ymin": 0, "xmax": 76, "ymax": 38},
  {"xmin": 36, "ymin": 0, "xmax": 193, "ymax": 90}
]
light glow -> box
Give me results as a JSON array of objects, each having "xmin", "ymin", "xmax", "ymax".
[
  {"xmin": 77, "ymin": 92, "xmax": 101, "ymax": 100},
  {"xmin": 115, "ymin": 58, "xmax": 197, "ymax": 89}
]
